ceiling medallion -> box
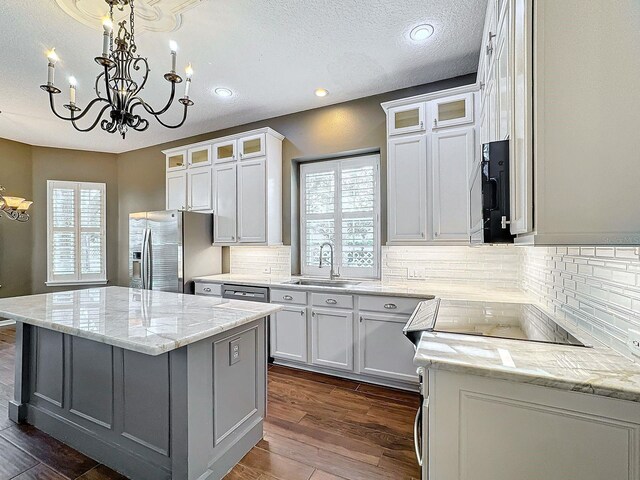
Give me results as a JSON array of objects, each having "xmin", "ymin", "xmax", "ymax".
[
  {"xmin": 54, "ymin": 0, "xmax": 206, "ymax": 33},
  {"xmin": 40, "ymin": 0, "xmax": 195, "ymax": 138}
]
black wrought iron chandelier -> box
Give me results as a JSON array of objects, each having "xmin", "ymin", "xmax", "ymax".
[
  {"xmin": 40, "ymin": 0, "xmax": 194, "ymax": 138},
  {"xmin": 0, "ymin": 186, "xmax": 32, "ymax": 223}
]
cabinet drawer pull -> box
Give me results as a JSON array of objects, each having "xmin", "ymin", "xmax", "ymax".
[
  {"xmin": 384, "ymin": 303, "xmax": 397, "ymax": 310},
  {"xmin": 283, "ymin": 295, "xmax": 293, "ymax": 300},
  {"xmin": 203, "ymin": 287, "xmax": 212, "ymax": 293},
  {"xmin": 325, "ymin": 298, "xmax": 337, "ymax": 305},
  {"xmin": 300, "ymin": 310, "xmax": 305, "ymax": 316}
]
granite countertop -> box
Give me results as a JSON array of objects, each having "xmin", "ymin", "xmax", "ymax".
[
  {"xmin": 0, "ymin": 286, "xmax": 281, "ymax": 356},
  {"xmin": 193, "ymin": 274, "xmax": 529, "ymax": 303},
  {"xmin": 414, "ymin": 321, "xmax": 640, "ymax": 403}
]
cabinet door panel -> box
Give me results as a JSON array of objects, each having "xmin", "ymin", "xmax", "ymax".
[
  {"xmin": 239, "ymin": 133, "xmax": 266, "ymax": 160},
  {"xmin": 213, "ymin": 164, "xmax": 237, "ymax": 243},
  {"xmin": 429, "ymin": 93, "xmax": 475, "ymax": 130},
  {"xmin": 166, "ymin": 171, "xmax": 186, "ymax": 210},
  {"xmin": 188, "ymin": 145, "xmax": 211, "ymax": 167},
  {"xmin": 358, "ymin": 313, "xmax": 418, "ymax": 382},
  {"xmin": 166, "ymin": 151, "xmax": 186, "ymax": 171},
  {"xmin": 387, "ymin": 135, "xmax": 428, "ymax": 242},
  {"xmin": 431, "ymin": 128, "xmax": 473, "ymax": 241},
  {"xmin": 270, "ymin": 306, "xmax": 307, "ymax": 363},
  {"xmin": 237, "ymin": 159, "xmax": 267, "ymax": 243},
  {"xmin": 495, "ymin": 0, "xmax": 511, "ymax": 141},
  {"xmin": 311, "ymin": 308, "xmax": 353, "ymax": 371},
  {"xmin": 213, "ymin": 140, "xmax": 237, "ymax": 163},
  {"xmin": 388, "ymin": 103, "xmax": 426, "ymax": 136},
  {"xmin": 187, "ymin": 167, "xmax": 212, "ymax": 211}
]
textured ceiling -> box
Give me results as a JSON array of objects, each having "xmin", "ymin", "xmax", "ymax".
[{"xmin": 0, "ymin": 0, "xmax": 486, "ymax": 153}]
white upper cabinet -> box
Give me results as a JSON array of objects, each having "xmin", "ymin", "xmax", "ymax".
[
  {"xmin": 187, "ymin": 166, "xmax": 212, "ymax": 212},
  {"xmin": 387, "ymin": 134, "xmax": 428, "ymax": 242},
  {"xmin": 187, "ymin": 145, "xmax": 212, "ymax": 167},
  {"xmin": 388, "ymin": 103, "xmax": 426, "ymax": 136},
  {"xmin": 237, "ymin": 159, "xmax": 267, "ymax": 243},
  {"xmin": 383, "ymin": 85, "xmax": 478, "ymax": 245},
  {"xmin": 213, "ymin": 139, "xmax": 237, "ymax": 163},
  {"xmin": 166, "ymin": 150, "xmax": 187, "ymax": 172},
  {"xmin": 213, "ymin": 163, "xmax": 237, "ymax": 243},
  {"xmin": 166, "ymin": 171, "xmax": 187, "ymax": 211},
  {"xmin": 429, "ymin": 93, "xmax": 475, "ymax": 130},
  {"xmin": 431, "ymin": 127, "xmax": 474, "ymax": 241},
  {"xmin": 495, "ymin": 0, "xmax": 512, "ymax": 141},
  {"xmin": 238, "ymin": 133, "xmax": 266, "ymax": 160},
  {"xmin": 165, "ymin": 127, "xmax": 284, "ymax": 246}
]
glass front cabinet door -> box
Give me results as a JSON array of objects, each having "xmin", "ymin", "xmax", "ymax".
[
  {"xmin": 429, "ymin": 92, "xmax": 475, "ymax": 130},
  {"xmin": 239, "ymin": 133, "xmax": 266, "ymax": 160},
  {"xmin": 388, "ymin": 103, "xmax": 426, "ymax": 136},
  {"xmin": 166, "ymin": 150, "xmax": 187, "ymax": 171},
  {"xmin": 188, "ymin": 145, "xmax": 212, "ymax": 167},
  {"xmin": 213, "ymin": 140, "xmax": 237, "ymax": 163}
]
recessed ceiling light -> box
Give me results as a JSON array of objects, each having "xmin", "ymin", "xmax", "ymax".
[
  {"xmin": 410, "ymin": 24, "xmax": 434, "ymax": 41},
  {"xmin": 214, "ymin": 87, "xmax": 233, "ymax": 97},
  {"xmin": 314, "ymin": 88, "xmax": 329, "ymax": 97}
]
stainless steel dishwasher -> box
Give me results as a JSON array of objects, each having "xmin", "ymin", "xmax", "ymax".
[{"xmin": 221, "ymin": 284, "xmax": 272, "ymax": 361}]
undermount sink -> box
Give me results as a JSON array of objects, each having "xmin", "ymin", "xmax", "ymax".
[{"xmin": 283, "ymin": 278, "xmax": 362, "ymax": 288}]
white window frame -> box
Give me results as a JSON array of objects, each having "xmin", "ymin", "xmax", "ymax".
[
  {"xmin": 46, "ymin": 180, "xmax": 107, "ymax": 286},
  {"xmin": 300, "ymin": 154, "xmax": 381, "ymax": 279}
]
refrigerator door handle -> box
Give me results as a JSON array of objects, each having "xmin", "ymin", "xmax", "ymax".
[
  {"xmin": 141, "ymin": 228, "xmax": 148, "ymax": 289},
  {"xmin": 146, "ymin": 228, "xmax": 153, "ymax": 290}
]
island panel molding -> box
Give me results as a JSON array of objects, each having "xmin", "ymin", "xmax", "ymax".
[{"xmin": 54, "ymin": 0, "xmax": 207, "ymax": 32}]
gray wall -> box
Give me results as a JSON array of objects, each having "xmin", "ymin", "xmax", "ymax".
[
  {"xmin": 0, "ymin": 138, "xmax": 33, "ymax": 298},
  {"xmin": 116, "ymin": 73, "xmax": 476, "ymax": 284},
  {"xmin": 30, "ymin": 147, "xmax": 118, "ymax": 294}
]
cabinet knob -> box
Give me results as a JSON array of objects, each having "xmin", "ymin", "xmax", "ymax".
[
  {"xmin": 433, "ymin": 118, "xmax": 438, "ymax": 127},
  {"xmin": 420, "ymin": 120, "xmax": 424, "ymax": 129},
  {"xmin": 300, "ymin": 310, "xmax": 305, "ymax": 316},
  {"xmin": 283, "ymin": 295, "xmax": 293, "ymax": 301},
  {"xmin": 359, "ymin": 316, "xmax": 363, "ymax": 323},
  {"xmin": 384, "ymin": 303, "xmax": 397, "ymax": 310},
  {"xmin": 480, "ymin": 82, "xmax": 485, "ymax": 90},
  {"xmin": 325, "ymin": 298, "xmax": 337, "ymax": 305}
]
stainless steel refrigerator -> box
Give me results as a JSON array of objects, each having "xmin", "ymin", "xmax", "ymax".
[{"xmin": 129, "ymin": 210, "xmax": 222, "ymax": 293}]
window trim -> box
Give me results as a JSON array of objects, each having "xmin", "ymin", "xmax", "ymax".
[
  {"xmin": 300, "ymin": 154, "xmax": 381, "ymax": 279},
  {"xmin": 46, "ymin": 180, "xmax": 107, "ymax": 286}
]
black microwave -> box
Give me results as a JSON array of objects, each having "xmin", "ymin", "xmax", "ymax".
[{"xmin": 470, "ymin": 140, "xmax": 515, "ymax": 244}]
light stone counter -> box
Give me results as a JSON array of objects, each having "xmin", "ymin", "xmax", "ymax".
[
  {"xmin": 414, "ymin": 326, "xmax": 640, "ymax": 403},
  {"xmin": 193, "ymin": 273, "xmax": 529, "ymax": 303},
  {"xmin": 0, "ymin": 286, "xmax": 281, "ymax": 356}
]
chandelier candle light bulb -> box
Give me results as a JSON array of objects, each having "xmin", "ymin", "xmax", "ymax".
[
  {"xmin": 46, "ymin": 48, "xmax": 58, "ymax": 85},
  {"xmin": 184, "ymin": 63, "xmax": 193, "ymax": 97},
  {"xmin": 170, "ymin": 40, "xmax": 178, "ymax": 73},
  {"xmin": 102, "ymin": 18, "xmax": 113, "ymax": 57},
  {"xmin": 69, "ymin": 76, "xmax": 77, "ymax": 105}
]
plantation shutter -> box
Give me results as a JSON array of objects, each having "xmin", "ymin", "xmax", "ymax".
[
  {"xmin": 47, "ymin": 181, "xmax": 106, "ymax": 285},
  {"xmin": 300, "ymin": 155, "xmax": 379, "ymax": 279}
]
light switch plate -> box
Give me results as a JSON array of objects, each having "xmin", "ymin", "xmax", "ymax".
[
  {"xmin": 229, "ymin": 339, "xmax": 241, "ymax": 365},
  {"xmin": 628, "ymin": 329, "xmax": 640, "ymax": 358}
]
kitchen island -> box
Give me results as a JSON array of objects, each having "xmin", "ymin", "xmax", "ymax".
[{"xmin": 0, "ymin": 286, "xmax": 282, "ymax": 480}]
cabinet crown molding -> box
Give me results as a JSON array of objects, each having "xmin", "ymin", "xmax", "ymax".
[
  {"xmin": 161, "ymin": 127, "xmax": 284, "ymax": 156},
  {"xmin": 380, "ymin": 83, "xmax": 478, "ymax": 113}
]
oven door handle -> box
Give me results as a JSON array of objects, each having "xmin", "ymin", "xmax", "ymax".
[{"xmin": 414, "ymin": 405, "xmax": 423, "ymax": 467}]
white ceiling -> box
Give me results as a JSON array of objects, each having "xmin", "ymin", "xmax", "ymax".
[{"xmin": 0, "ymin": 0, "xmax": 486, "ymax": 154}]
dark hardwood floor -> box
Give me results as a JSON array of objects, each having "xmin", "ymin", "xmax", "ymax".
[{"xmin": 0, "ymin": 325, "xmax": 420, "ymax": 480}]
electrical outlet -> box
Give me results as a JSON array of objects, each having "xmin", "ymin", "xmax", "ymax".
[
  {"xmin": 263, "ymin": 266, "xmax": 272, "ymax": 274},
  {"xmin": 407, "ymin": 268, "xmax": 415, "ymax": 279},
  {"xmin": 414, "ymin": 268, "xmax": 427, "ymax": 279},
  {"xmin": 635, "ymin": 247, "xmax": 640, "ymax": 260},
  {"xmin": 229, "ymin": 339, "xmax": 241, "ymax": 365},
  {"xmin": 628, "ymin": 329, "xmax": 640, "ymax": 358}
]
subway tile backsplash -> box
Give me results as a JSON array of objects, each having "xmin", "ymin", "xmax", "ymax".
[
  {"xmin": 381, "ymin": 246, "xmax": 522, "ymax": 288},
  {"xmin": 229, "ymin": 246, "xmax": 291, "ymax": 276},
  {"xmin": 522, "ymin": 246, "xmax": 640, "ymax": 355}
]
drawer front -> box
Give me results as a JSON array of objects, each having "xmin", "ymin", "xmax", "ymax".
[
  {"xmin": 195, "ymin": 282, "xmax": 222, "ymax": 296},
  {"xmin": 311, "ymin": 293, "xmax": 354, "ymax": 309},
  {"xmin": 358, "ymin": 295, "xmax": 424, "ymax": 315},
  {"xmin": 271, "ymin": 289, "xmax": 307, "ymax": 305}
]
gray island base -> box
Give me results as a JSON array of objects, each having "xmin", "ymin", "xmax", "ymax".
[{"xmin": 0, "ymin": 287, "xmax": 281, "ymax": 480}]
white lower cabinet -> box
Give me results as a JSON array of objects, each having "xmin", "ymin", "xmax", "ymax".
[
  {"xmin": 310, "ymin": 308, "xmax": 354, "ymax": 372},
  {"xmin": 427, "ymin": 370, "xmax": 640, "ymax": 480},
  {"xmin": 358, "ymin": 312, "xmax": 418, "ymax": 382},
  {"xmin": 270, "ymin": 305, "xmax": 308, "ymax": 363}
]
